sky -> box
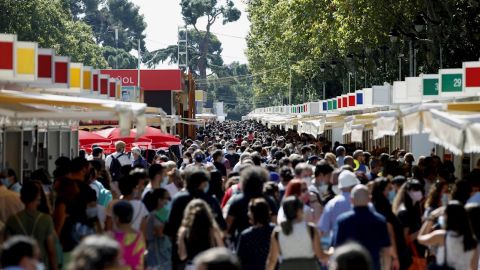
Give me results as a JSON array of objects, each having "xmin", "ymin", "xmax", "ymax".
[{"xmin": 130, "ymin": 0, "xmax": 250, "ymax": 67}]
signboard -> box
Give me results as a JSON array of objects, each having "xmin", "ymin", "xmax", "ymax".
[
  {"xmin": 392, "ymin": 81, "xmax": 407, "ymax": 104},
  {"xmin": 372, "ymin": 83, "xmax": 392, "ymax": 105},
  {"xmin": 439, "ymin": 68, "xmax": 463, "ymax": 97},
  {"xmin": 121, "ymin": 86, "xmax": 139, "ymax": 102},
  {"xmin": 356, "ymin": 90, "xmax": 364, "ymax": 105},
  {"xmin": 422, "ymin": 74, "xmax": 439, "ymax": 97},
  {"xmin": 405, "ymin": 77, "xmax": 422, "ymax": 102},
  {"xmin": 463, "ymin": 61, "xmax": 480, "ymax": 94}
]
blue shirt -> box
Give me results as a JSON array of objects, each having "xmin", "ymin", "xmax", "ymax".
[
  {"xmin": 467, "ymin": 192, "xmax": 480, "ymax": 204},
  {"xmin": 332, "ymin": 207, "xmax": 391, "ymax": 270},
  {"xmin": 318, "ymin": 192, "xmax": 352, "ymax": 236}
]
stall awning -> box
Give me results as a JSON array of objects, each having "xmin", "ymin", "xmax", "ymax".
[{"xmin": 0, "ymin": 90, "xmax": 148, "ymax": 135}]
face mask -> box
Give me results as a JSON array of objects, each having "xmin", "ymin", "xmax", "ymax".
[
  {"xmin": 161, "ymin": 176, "xmax": 169, "ymax": 187},
  {"xmin": 155, "ymin": 206, "xmax": 170, "ymax": 223},
  {"xmin": 438, "ymin": 215, "xmax": 446, "ymax": 228},
  {"xmin": 441, "ymin": 193, "xmax": 449, "ymax": 206},
  {"xmin": 203, "ymin": 182, "xmax": 210, "ymax": 194},
  {"xmin": 36, "ymin": 262, "xmax": 45, "ymax": 270},
  {"xmin": 388, "ymin": 190, "xmax": 396, "ymax": 203},
  {"xmin": 332, "ymin": 185, "xmax": 340, "ymax": 195},
  {"xmin": 0, "ymin": 178, "xmax": 9, "ymax": 186},
  {"xmin": 408, "ymin": 190, "xmax": 423, "ymax": 203},
  {"xmin": 228, "ymin": 150, "xmax": 235, "ymax": 155},
  {"xmin": 303, "ymin": 176, "xmax": 312, "ymax": 183},
  {"xmin": 318, "ymin": 183, "xmax": 328, "ymax": 194},
  {"xmin": 183, "ymin": 158, "xmax": 190, "ymax": 164},
  {"xmin": 86, "ymin": 206, "xmax": 98, "ymax": 219}
]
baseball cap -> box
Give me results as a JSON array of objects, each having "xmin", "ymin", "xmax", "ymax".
[{"xmin": 338, "ymin": 170, "xmax": 360, "ymax": 189}]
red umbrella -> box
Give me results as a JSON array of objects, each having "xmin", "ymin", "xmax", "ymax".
[
  {"xmin": 93, "ymin": 127, "xmax": 152, "ymax": 144},
  {"xmin": 131, "ymin": 126, "xmax": 181, "ymax": 146},
  {"xmin": 78, "ymin": 130, "xmax": 111, "ymax": 146}
]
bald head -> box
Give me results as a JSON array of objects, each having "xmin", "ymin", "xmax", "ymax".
[{"xmin": 351, "ymin": 184, "xmax": 370, "ymax": 207}]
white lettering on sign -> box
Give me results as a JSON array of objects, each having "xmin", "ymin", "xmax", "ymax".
[
  {"xmin": 115, "ymin": 76, "xmax": 135, "ymax": 84},
  {"xmin": 453, "ymin": 78, "xmax": 462, "ymax": 88}
]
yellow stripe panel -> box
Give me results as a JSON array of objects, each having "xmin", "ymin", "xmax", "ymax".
[
  {"xmin": 16, "ymin": 48, "xmax": 35, "ymax": 75},
  {"xmin": 70, "ymin": 67, "xmax": 82, "ymax": 88},
  {"xmin": 83, "ymin": 70, "xmax": 91, "ymax": 90}
]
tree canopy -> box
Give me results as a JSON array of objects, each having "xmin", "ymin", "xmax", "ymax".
[
  {"xmin": 0, "ymin": 0, "xmax": 108, "ymax": 68},
  {"xmin": 246, "ymin": 0, "xmax": 480, "ymax": 105}
]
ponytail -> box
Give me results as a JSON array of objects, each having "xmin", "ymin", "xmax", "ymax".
[{"xmin": 280, "ymin": 196, "xmax": 303, "ymax": 236}]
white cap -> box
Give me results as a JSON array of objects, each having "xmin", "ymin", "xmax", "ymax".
[
  {"xmin": 338, "ymin": 170, "xmax": 360, "ymax": 189},
  {"xmin": 131, "ymin": 147, "xmax": 141, "ymax": 154}
]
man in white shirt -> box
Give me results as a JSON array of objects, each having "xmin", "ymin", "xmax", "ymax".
[{"xmin": 105, "ymin": 141, "xmax": 133, "ymax": 169}]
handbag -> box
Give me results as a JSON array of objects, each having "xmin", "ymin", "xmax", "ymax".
[
  {"xmin": 428, "ymin": 233, "xmax": 455, "ymax": 270},
  {"xmin": 407, "ymin": 241, "xmax": 427, "ymax": 270}
]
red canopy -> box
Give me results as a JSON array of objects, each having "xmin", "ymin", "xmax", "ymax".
[
  {"xmin": 78, "ymin": 130, "xmax": 111, "ymax": 146},
  {"xmin": 131, "ymin": 126, "xmax": 181, "ymax": 147},
  {"xmin": 93, "ymin": 128, "xmax": 152, "ymax": 144}
]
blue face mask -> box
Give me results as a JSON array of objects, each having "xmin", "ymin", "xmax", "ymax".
[
  {"xmin": 203, "ymin": 182, "xmax": 210, "ymax": 194},
  {"xmin": 0, "ymin": 178, "xmax": 9, "ymax": 187},
  {"xmin": 388, "ymin": 190, "xmax": 396, "ymax": 203},
  {"xmin": 164, "ymin": 200, "xmax": 172, "ymax": 211},
  {"xmin": 161, "ymin": 176, "xmax": 169, "ymax": 187},
  {"xmin": 441, "ymin": 193, "xmax": 449, "ymax": 206},
  {"xmin": 438, "ymin": 215, "xmax": 446, "ymax": 228}
]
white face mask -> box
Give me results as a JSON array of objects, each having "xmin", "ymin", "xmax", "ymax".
[
  {"xmin": 86, "ymin": 206, "xmax": 98, "ymax": 219},
  {"xmin": 318, "ymin": 183, "xmax": 328, "ymax": 193},
  {"xmin": 408, "ymin": 190, "xmax": 423, "ymax": 203},
  {"xmin": 228, "ymin": 150, "xmax": 235, "ymax": 155},
  {"xmin": 332, "ymin": 185, "xmax": 340, "ymax": 195}
]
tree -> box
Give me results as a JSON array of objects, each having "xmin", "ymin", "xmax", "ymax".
[
  {"xmin": 144, "ymin": 29, "xmax": 224, "ymax": 79},
  {"xmin": 246, "ymin": 0, "xmax": 480, "ymax": 105},
  {"xmin": 102, "ymin": 46, "xmax": 138, "ymax": 69},
  {"xmin": 180, "ymin": 0, "xmax": 241, "ymax": 81},
  {"xmin": 0, "ymin": 0, "xmax": 107, "ymax": 68},
  {"xmin": 65, "ymin": 0, "xmax": 147, "ymax": 52}
]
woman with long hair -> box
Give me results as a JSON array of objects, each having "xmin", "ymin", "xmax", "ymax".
[
  {"xmin": 392, "ymin": 179, "xmax": 425, "ymax": 265},
  {"xmin": 371, "ymin": 178, "xmax": 411, "ymax": 270},
  {"xmin": 277, "ymin": 180, "xmax": 314, "ymax": 223},
  {"xmin": 177, "ymin": 199, "xmax": 224, "ymax": 270},
  {"xmin": 424, "ymin": 180, "xmax": 449, "ymax": 218},
  {"xmin": 418, "ymin": 201, "xmax": 478, "ymax": 269},
  {"xmin": 266, "ymin": 196, "xmax": 326, "ymax": 270}
]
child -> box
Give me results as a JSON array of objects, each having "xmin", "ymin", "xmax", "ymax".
[{"xmin": 112, "ymin": 201, "xmax": 145, "ymax": 270}]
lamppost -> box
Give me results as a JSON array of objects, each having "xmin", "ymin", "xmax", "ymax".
[
  {"xmin": 414, "ymin": 12, "xmax": 443, "ymax": 69},
  {"xmin": 389, "ymin": 27, "xmax": 417, "ymax": 77}
]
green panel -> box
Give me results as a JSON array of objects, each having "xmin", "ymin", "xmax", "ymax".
[
  {"xmin": 441, "ymin": 74, "xmax": 462, "ymax": 93},
  {"xmin": 333, "ymin": 99, "xmax": 337, "ymax": 109},
  {"xmin": 423, "ymin": 78, "xmax": 439, "ymax": 96},
  {"xmin": 327, "ymin": 100, "xmax": 333, "ymax": 110}
]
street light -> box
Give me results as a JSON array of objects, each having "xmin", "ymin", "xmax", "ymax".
[
  {"xmin": 414, "ymin": 14, "xmax": 427, "ymax": 33},
  {"xmin": 388, "ymin": 28, "xmax": 400, "ymax": 43}
]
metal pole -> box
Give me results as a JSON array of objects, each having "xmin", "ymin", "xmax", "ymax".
[
  {"xmin": 409, "ymin": 39, "xmax": 413, "ymax": 77},
  {"xmin": 413, "ymin": 43, "xmax": 417, "ymax": 77},
  {"xmin": 114, "ymin": 28, "xmax": 118, "ymax": 69},
  {"xmin": 439, "ymin": 44, "xmax": 443, "ymax": 69},
  {"xmin": 348, "ymin": 73, "xmax": 351, "ymax": 93},
  {"xmin": 289, "ymin": 67, "xmax": 292, "ymax": 104},
  {"xmin": 354, "ymin": 72, "xmax": 357, "ymax": 91},
  {"xmin": 398, "ymin": 56, "xmax": 402, "ymax": 80},
  {"xmin": 136, "ymin": 39, "xmax": 140, "ymax": 102},
  {"xmin": 322, "ymin": 82, "xmax": 326, "ymax": 100}
]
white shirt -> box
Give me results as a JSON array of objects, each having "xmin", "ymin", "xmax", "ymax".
[
  {"xmin": 105, "ymin": 151, "xmax": 133, "ymax": 169},
  {"xmin": 165, "ymin": 183, "xmax": 179, "ymax": 198},
  {"xmin": 278, "ymin": 221, "xmax": 315, "ymax": 259},
  {"xmin": 106, "ymin": 199, "xmax": 149, "ymax": 232},
  {"xmin": 436, "ymin": 232, "xmax": 475, "ymax": 270}
]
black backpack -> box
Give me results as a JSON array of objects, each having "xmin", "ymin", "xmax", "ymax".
[{"xmin": 109, "ymin": 153, "xmax": 125, "ymax": 182}]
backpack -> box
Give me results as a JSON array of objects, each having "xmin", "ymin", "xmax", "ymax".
[
  {"xmin": 109, "ymin": 153, "xmax": 125, "ymax": 182},
  {"xmin": 93, "ymin": 181, "xmax": 112, "ymax": 208}
]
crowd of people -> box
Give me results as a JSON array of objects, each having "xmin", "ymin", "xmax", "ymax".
[{"xmin": 0, "ymin": 120, "xmax": 480, "ymax": 270}]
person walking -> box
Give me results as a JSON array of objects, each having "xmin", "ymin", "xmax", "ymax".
[
  {"xmin": 266, "ymin": 196, "xmax": 326, "ymax": 270},
  {"xmin": 112, "ymin": 201, "xmax": 145, "ymax": 270},
  {"xmin": 236, "ymin": 198, "xmax": 274, "ymax": 270},
  {"xmin": 332, "ymin": 184, "xmax": 393, "ymax": 270},
  {"xmin": 177, "ymin": 199, "xmax": 224, "ymax": 270},
  {"xmin": 418, "ymin": 201, "xmax": 478, "ymax": 270}
]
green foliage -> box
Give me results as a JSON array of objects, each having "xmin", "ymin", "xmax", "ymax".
[
  {"xmin": 247, "ymin": 0, "xmax": 480, "ymax": 105},
  {"xmin": 102, "ymin": 46, "xmax": 137, "ymax": 69},
  {"xmin": 179, "ymin": 0, "xmax": 241, "ymax": 80},
  {"xmin": 144, "ymin": 29, "xmax": 224, "ymax": 77},
  {"xmin": 66, "ymin": 0, "xmax": 147, "ymax": 52},
  {"xmin": 0, "ymin": 0, "xmax": 107, "ymax": 68}
]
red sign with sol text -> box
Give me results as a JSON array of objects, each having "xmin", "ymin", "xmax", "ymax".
[{"xmin": 100, "ymin": 69, "xmax": 184, "ymax": 91}]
